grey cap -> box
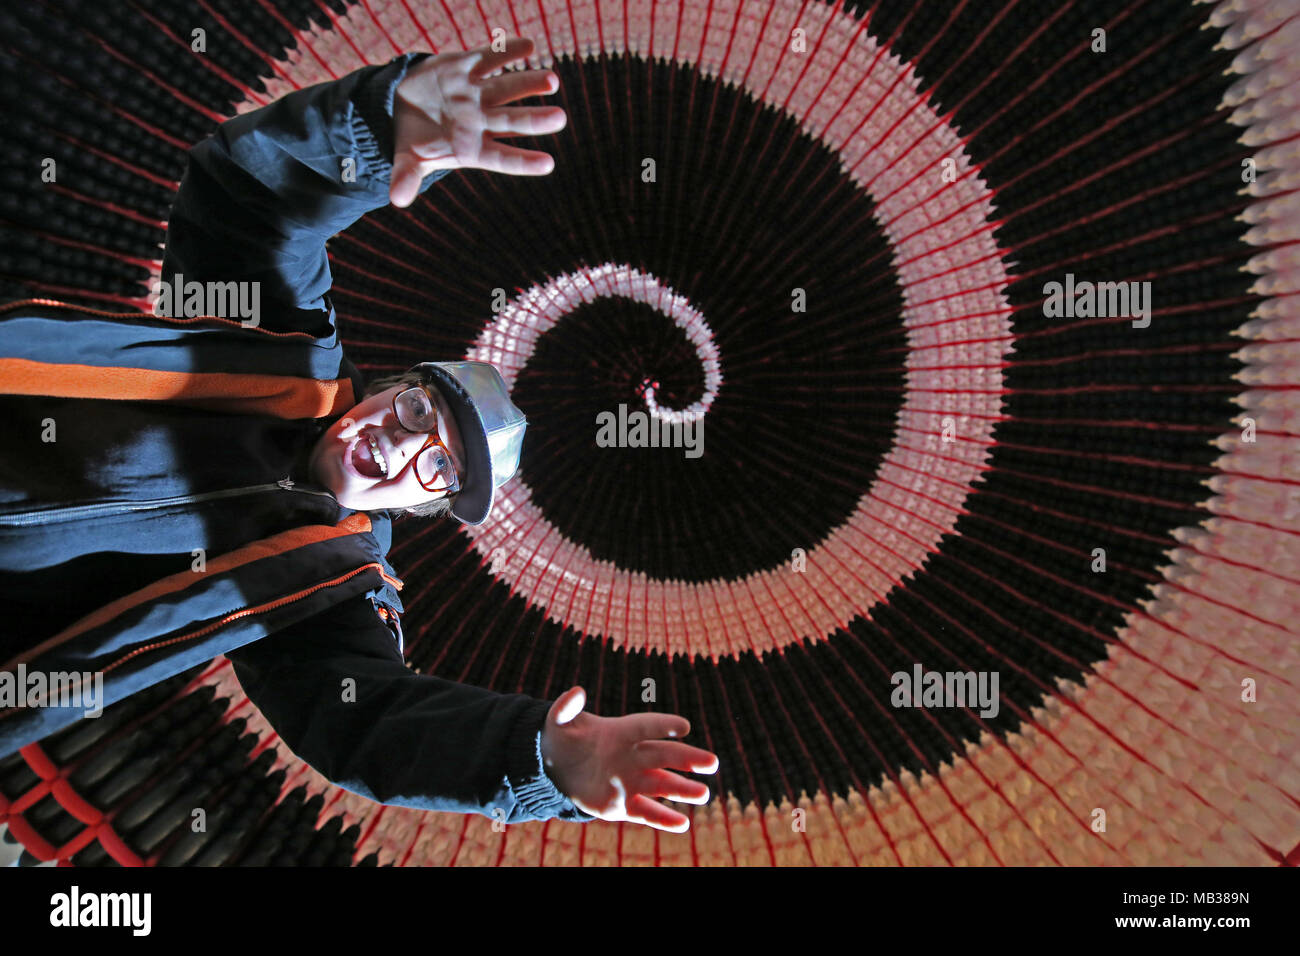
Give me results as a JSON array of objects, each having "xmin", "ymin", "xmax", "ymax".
[{"xmin": 410, "ymin": 360, "xmax": 526, "ymax": 525}]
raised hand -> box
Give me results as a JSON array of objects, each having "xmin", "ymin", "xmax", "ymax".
[
  {"xmin": 540, "ymin": 686, "xmax": 721, "ymax": 832},
  {"xmin": 389, "ymin": 36, "xmax": 567, "ymax": 206}
]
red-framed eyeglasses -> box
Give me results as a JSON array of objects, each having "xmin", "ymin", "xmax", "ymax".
[{"xmin": 392, "ymin": 385, "xmax": 461, "ymax": 495}]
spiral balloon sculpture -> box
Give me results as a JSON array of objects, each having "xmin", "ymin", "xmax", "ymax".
[{"xmin": 1, "ymin": 0, "xmax": 1297, "ymax": 867}]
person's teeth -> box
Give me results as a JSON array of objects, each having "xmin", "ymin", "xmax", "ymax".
[{"xmin": 367, "ymin": 434, "xmax": 388, "ymax": 476}]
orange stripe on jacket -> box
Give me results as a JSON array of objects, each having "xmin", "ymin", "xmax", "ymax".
[
  {"xmin": 0, "ymin": 513, "xmax": 399, "ymax": 671},
  {"xmin": 0, "ymin": 358, "xmax": 356, "ymax": 418},
  {"xmin": 0, "ymin": 358, "xmax": 355, "ymax": 419},
  {"xmin": 0, "ymin": 298, "xmax": 353, "ymax": 416}
]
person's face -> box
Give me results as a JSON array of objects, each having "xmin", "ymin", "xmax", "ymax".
[{"xmin": 308, "ymin": 381, "xmax": 467, "ymax": 512}]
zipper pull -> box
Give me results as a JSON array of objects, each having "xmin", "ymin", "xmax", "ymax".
[{"xmin": 277, "ymin": 477, "xmax": 295, "ymax": 490}]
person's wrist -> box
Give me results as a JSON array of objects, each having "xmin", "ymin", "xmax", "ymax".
[
  {"xmin": 393, "ymin": 60, "xmax": 423, "ymax": 108},
  {"xmin": 393, "ymin": 62, "xmax": 455, "ymax": 165},
  {"xmin": 350, "ymin": 52, "xmax": 433, "ymax": 174},
  {"xmin": 539, "ymin": 724, "xmax": 574, "ymax": 795},
  {"xmin": 539, "ymin": 722, "xmax": 558, "ymax": 774}
]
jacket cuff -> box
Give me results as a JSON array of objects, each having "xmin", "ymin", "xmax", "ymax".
[
  {"xmin": 349, "ymin": 52, "xmax": 450, "ymax": 192},
  {"xmin": 506, "ymin": 698, "xmax": 598, "ymax": 822}
]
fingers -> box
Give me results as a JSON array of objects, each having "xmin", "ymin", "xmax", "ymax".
[
  {"xmin": 478, "ymin": 139, "xmax": 556, "ymax": 176},
  {"xmin": 481, "ymin": 68, "xmax": 559, "ymax": 108},
  {"xmin": 642, "ymin": 768, "xmax": 711, "ymax": 805},
  {"xmin": 549, "ymin": 685, "xmax": 586, "ymax": 725},
  {"xmin": 481, "ymin": 105, "xmax": 567, "ymax": 136},
  {"xmin": 626, "ymin": 794, "xmax": 691, "ymax": 834},
  {"xmin": 633, "ymin": 739, "xmax": 720, "ymax": 775},
  {"xmin": 388, "ymin": 152, "xmax": 425, "ymax": 208},
  {"xmin": 619, "ymin": 711, "xmax": 692, "ymax": 743},
  {"xmin": 467, "ymin": 36, "xmax": 535, "ymax": 82}
]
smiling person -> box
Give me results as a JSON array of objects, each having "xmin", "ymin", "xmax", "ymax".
[
  {"xmin": 0, "ymin": 37, "xmax": 717, "ymax": 832},
  {"xmin": 313, "ymin": 367, "xmax": 477, "ymax": 516}
]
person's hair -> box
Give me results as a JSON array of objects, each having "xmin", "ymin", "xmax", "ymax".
[{"xmin": 361, "ymin": 369, "xmax": 454, "ymax": 521}]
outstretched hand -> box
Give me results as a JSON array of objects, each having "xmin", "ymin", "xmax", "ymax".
[
  {"xmin": 389, "ymin": 36, "xmax": 567, "ymax": 206},
  {"xmin": 539, "ymin": 686, "xmax": 721, "ymax": 832}
]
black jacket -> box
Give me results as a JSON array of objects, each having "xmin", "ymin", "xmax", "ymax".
[{"xmin": 0, "ymin": 52, "xmax": 593, "ymax": 825}]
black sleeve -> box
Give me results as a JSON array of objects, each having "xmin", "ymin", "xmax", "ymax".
[
  {"xmin": 160, "ymin": 52, "xmax": 448, "ymax": 334},
  {"xmin": 226, "ymin": 594, "xmax": 594, "ymax": 824}
]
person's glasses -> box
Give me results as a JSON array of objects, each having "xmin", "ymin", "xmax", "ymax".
[{"xmin": 392, "ymin": 385, "xmax": 461, "ymax": 495}]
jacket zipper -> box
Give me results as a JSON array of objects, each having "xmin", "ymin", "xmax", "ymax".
[
  {"xmin": 99, "ymin": 562, "xmax": 400, "ymax": 676},
  {"xmin": 0, "ymin": 562, "xmax": 402, "ymax": 722},
  {"xmin": 0, "ymin": 482, "xmax": 335, "ymax": 527}
]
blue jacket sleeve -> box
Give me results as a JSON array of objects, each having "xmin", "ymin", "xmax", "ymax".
[
  {"xmin": 160, "ymin": 53, "xmax": 449, "ymax": 334},
  {"xmin": 226, "ymin": 594, "xmax": 595, "ymax": 824}
]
